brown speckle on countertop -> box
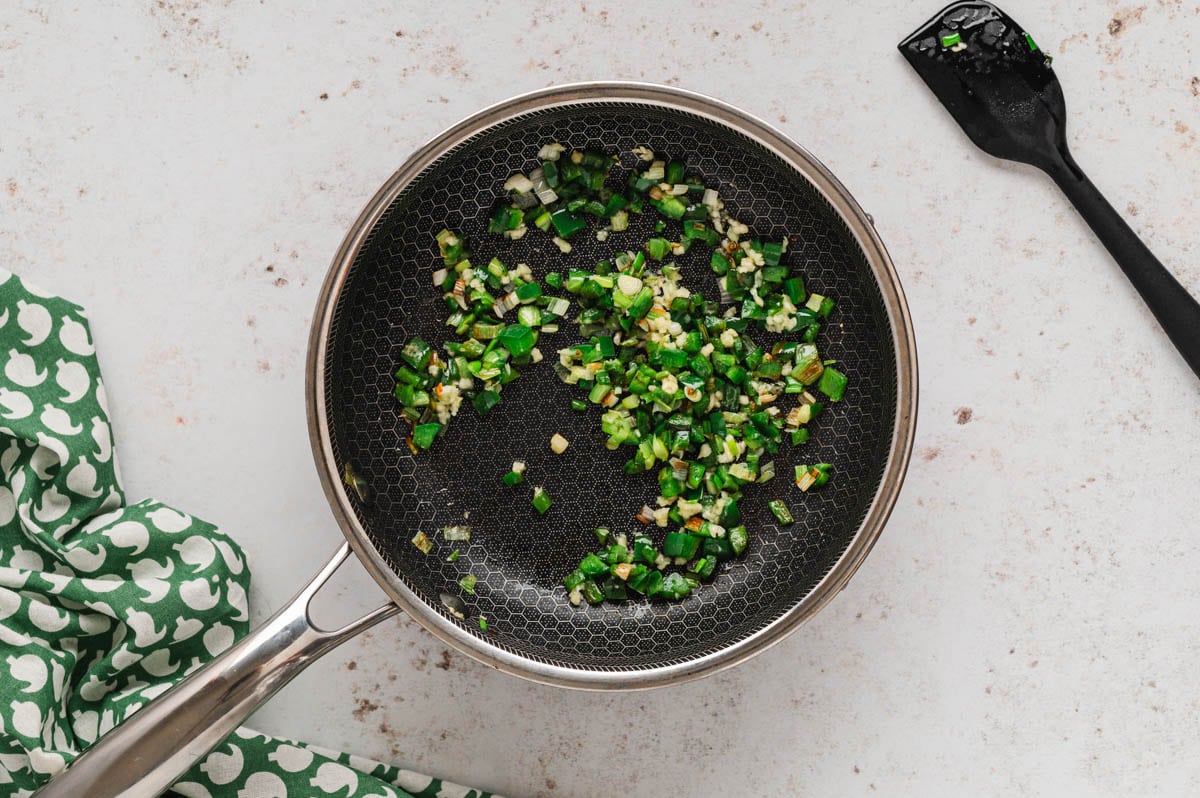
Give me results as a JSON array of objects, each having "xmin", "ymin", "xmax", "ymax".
[
  {"xmin": 273, "ymin": 277, "xmax": 288, "ymax": 287},
  {"xmin": 352, "ymin": 697, "xmax": 380, "ymax": 720},
  {"xmin": 319, "ymin": 92, "xmax": 328, "ymax": 100},
  {"xmin": 435, "ymin": 649, "xmax": 453, "ymax": 670},
  {"xmin": 1107, "ymin": 6, "xmax": 1145, "ymax": 37},
  {"xmin": 346, "ymin": 660, "xmax": 356, "ymax": 670},
  {"xmin": 1191, "ymin": 76, "xmax": 1199, "ymax": 97},
  {"xmin": 922, "ymin": 447, "xmax": 941, "ymax": 462},
  {"xmin": 1057, "ymin": 31, "xmax": 1090, "ymax": 51},
  {"xmin": 955, "ymin": 407, "xmax": 974, "ymax": 425}
]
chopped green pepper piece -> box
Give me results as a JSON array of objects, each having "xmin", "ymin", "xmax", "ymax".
[
  {"xmin": 665, "ymin": 160, "xmax": 685, "ymax": 184},
  {"xmin": 662, "ymin": 532, "xmax": 700, "ymax": 559},
  {"xmin": 703, "ymin": 536, "xmax": 734, "ymax": 561},
  {"xmin": 393, "ymin": 365, "xmax": 422, "ymax": 385},
  {"xmin": 627, "ymin": 286, "xmax": 654, "ymax": 319},
  {"xmin": 531, "ymin": 486, "xmax": 552, "ymax": 514},
  {"xmin": 579, "ymin": 553, "xmax": 608, "ymax": 577},
  {"xmin": 729, "ymin": 525, "xmax": 748, "ymax": 556},
  {"xmin": 473, "ymin": 390, "xmax": 500, "ymax": 415},
  {"xmin": 550, "ymin": 208, "xmax": 587, "ymax": 238},
  {"xmin": 487, "ymin": 204, "xmax": 523, "ymax": 233},
  {"xmin": 624, "ymin": 564, "xmax": 651, "ymax": 592},
  {"xmin": 515, "ymin": 282, "xmax": 542, "ymax": 302},
  {"xmin": 658, "ymin": 572, "xmax": 691, "ymax": 600},
  {"xmin": 412, "ymin": 423, "xmax": 441, "ymax": 450},
  {"xmin": 606, "ymin": 544, "xmax": 630, "ymax": 565},
  {"xmin": 719, "ymin": 497, "xmax": 741, "ymax": 527},
  {"xmin": 633, "ymin": 535, "xmax": 657, "ymax": 565},
  {"xmin": 564, "ymin": 568, "xmax": 587, "ymax": 590},
  {"xmin": 498, "ymin": 324, "xmax": 535, "ymax": 357},
  {"xmin": 817, "ymin": 366, "xmax": 848, "ymax": 402},
  {"xmin": 601, "ymin": 575, "xmax": 628, "ymax": 601},
  {"xmin": 711, "ymin": 250, "xmax": 731, "ymax": 275},
  {"xmin": 768, "ymin": 499, "xmax": 794, "ymax": 526},
  {"xmin": 651, "ymin": 195, "xmax": 687, "ymax": 220},
  {"xmin": 645, "ymin": 238, "xmax": 671, "ymax": 261},
  {"xmin": 696, "ymin": 556, "xmax": 719, "ymax": 581},
  {"xmin": 582, "ymin": 579, "xmax": 605, "ymax": 604},
  {"xmin": 401, "ymin": 338, "xmax": 433, "ymax": 370}
]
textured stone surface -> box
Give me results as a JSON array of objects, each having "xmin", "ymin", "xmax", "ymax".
[{"xmin": 3, "ymin": 1, "xmax": 1198, "ymax": 795}]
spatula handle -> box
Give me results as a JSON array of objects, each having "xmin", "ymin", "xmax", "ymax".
[{"xmin": 1049, "ymin": 151, "xmax": 1200, "ymax": 379}]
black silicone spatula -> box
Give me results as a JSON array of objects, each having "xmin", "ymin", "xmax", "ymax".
[{"xmin": 899, "ymin": 1, "xmax": 1200, "ymax": 378}]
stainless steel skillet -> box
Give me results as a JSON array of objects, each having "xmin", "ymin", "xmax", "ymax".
[{"xmin": 36, "ymin": 82, "xmax": 917, "ymax": 798}]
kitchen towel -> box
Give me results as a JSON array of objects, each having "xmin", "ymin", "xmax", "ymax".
[{"xmin": 0, "ymin": 269, "xmax": 497, "ymax": 798}]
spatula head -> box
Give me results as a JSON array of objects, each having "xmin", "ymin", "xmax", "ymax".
[{"xmin": 899, "ymin": 1, "xmax": 1069, "ymax": 172}]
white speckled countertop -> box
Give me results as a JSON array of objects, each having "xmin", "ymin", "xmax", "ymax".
[{"xmin": 5, "ymin": 1, "xmax": 1200, "ymax": 795}]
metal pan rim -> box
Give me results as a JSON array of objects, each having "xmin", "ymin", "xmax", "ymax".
[{"xmin": 306, "ymin": 81, "xmax": 918, "ymax": 690}]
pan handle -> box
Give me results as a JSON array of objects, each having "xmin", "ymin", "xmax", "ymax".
[{"xmin": 34, "ymin": 542, "xmax": 400, "ymax": 798}]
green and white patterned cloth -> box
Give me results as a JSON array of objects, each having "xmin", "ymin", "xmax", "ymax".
[{"xmin": 0, "ymin": 270, "xmax": 498, "ymax": 798}]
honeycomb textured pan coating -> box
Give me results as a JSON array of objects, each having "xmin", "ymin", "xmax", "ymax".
[{"xmin": 324, "ymin": 103, "xmax": 898, "ymax": 672}]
